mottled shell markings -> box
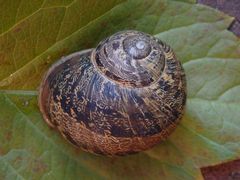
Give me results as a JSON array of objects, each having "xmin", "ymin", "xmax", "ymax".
[{"xmin": 39, "ymin": 30, "xmax": 186, "ymax": 156}]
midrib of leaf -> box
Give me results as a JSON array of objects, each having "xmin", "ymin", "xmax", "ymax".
[
  {"xmin": 2, "ymin": 94, "xmax": 109, "ymax": 179},
  {"xmin": 0, "ymin": 90, "xmax": 38, "ymax": 96},
  {"xmin": 2, "ymin": 86, "xmax": 240, "ymax": 103}
]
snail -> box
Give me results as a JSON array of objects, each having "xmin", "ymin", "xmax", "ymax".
[{"xmin": 38, "ymin": 30, "xmax": 186, "ymax": 156}]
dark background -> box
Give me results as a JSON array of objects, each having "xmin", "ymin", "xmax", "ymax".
[{"xmin": 198, "ymin": 0, "xmax": 240, "ymax": 37}]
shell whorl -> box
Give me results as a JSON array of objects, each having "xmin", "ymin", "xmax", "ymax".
[{"xmin": 91, "ymin": 31, "xmax": 166, "ymax": 88}]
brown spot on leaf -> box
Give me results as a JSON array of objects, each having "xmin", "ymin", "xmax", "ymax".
[
  {"xmin": 0, "ymin": 53, "xmax": 5, "ymax": 63},
  {"xmin": 32, "ymin": 159, "xmax": 48, "ymax": 173},
  {"xmin": 13, "ymin": 27, "xmax": 22, "ymax": 33},
  {"xmin": 100, "ymin": 21, "xmax": 108, "ymax": 28},
  {"xmin": 5, "ymin": 131, "xmax": 12, "ymax": 141},
  {"xmin": 83, "ymin": 41, "xmax": 93, "ymax": 48},
  {"xmin": 60, "ymin": 49, "xmax": 69, "ymax": 56},
  {"xmin": 14, "ymin": 156, "xmax": 23, "ymax": 164},
  {"xmin": 0, "ymin": 147, "xmax": 5, "ymax": 155}
]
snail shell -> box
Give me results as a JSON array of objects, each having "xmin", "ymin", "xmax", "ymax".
[{"xmin": 39, "ymin": 30, "xmax": 186, "ymax": 156}]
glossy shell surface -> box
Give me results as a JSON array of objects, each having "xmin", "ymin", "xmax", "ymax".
[{"xmin": 39, "ymin": 30, "xmax": 186, "ymax": 155}]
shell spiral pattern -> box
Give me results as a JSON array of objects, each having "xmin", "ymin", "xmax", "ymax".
[
  {"xmin": 39, "ymin": 30, "xmax": 186, "ymax": 156},
  {"xmin": 92, "ymin": 31, "xmax": 165, "ymax": 88}
]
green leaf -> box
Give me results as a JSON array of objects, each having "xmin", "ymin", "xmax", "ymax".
[{"xmin": 0, "ymin": 0, "xmax": 239, "ymax": 179}]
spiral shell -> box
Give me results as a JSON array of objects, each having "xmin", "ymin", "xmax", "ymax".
[
  {"xmin": 92, "ymin": 31, "xmax": 165, "ymax": 87},
  {"xmin": 39, "ymin": 30, "xmax": 186, "ymax": 156}
]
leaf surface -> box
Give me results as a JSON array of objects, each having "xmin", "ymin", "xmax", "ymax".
[{"xmin": 0, "ymin": 0, "xmax": 240, "ymax": 179}]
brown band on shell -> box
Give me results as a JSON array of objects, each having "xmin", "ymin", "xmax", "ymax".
[{"xmin": 49, "ymin": 98, "xmax": 181, "ymax": 156}]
